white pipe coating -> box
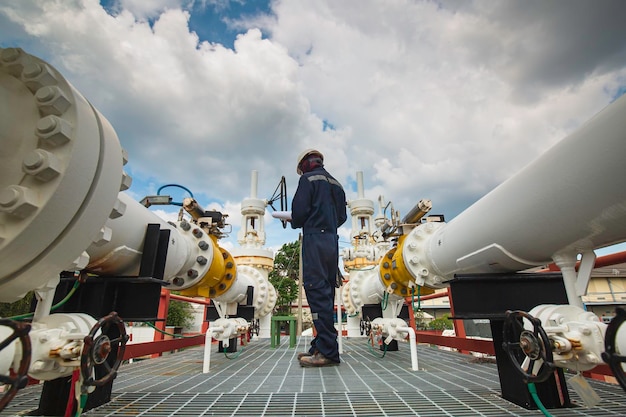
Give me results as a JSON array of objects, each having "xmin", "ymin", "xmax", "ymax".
[
  {"xmin": 337, "ymin": 288, "xmax": 343, "ymax": 354},
  {"xmin": 397, "ymin": 326, "xmax": 419, "ymax": 371},
  {"xmin": 250, "ymin": 170, "xmax": 258, "ymax": 199},
  {"xmin": 357, "ymin": 171, "xmax": 364, "ymax": 199},
  {"xmin": 426, "ymin": 94, "xmax": 626, "ymax": 279},
  {"xmin": 203, "ymin": 326, "xmax": 224, "ymax": 373}
]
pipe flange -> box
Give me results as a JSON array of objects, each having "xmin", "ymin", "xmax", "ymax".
[
  {"xmin": 167, "ymin": 223, "xmax": 215, "ymax": 291},
  {"xmin": 401, "ymin": 221, "xmax": 446, "ymax": 288},
  {"xmin": 0, "ymin": 48, "xmax": 125, "ymax": 300}
]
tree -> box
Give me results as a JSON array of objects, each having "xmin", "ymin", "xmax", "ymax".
[
  {"xmin": 269, "ymin": 240, "xmax": 300, "ymax": 315},
  {"xmin": 428, "ymin": 314, "xmax": 453, "ymax": 331},
  {"xmin": 166, "ymin": 298, "xmax": 194, "ymax": 329},
  {"xmin": 0, "ymin": 292, "xmax": 33, "ymax": 318}
]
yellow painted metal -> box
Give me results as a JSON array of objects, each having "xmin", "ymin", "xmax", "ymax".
[
  {"xmin": 379, "ymin": 236, "xmax": 435, "ymax": 297},
  {"xmin": 344, "ymin": 257, "xmax": 377, "ymax": 270},
  {"xmin": 180, "ymin": 236, "xmax": 237, "ymax": 298},
  {"xmin": 233, "ymin": 255, "xmax": 274, "ymax": 271}
]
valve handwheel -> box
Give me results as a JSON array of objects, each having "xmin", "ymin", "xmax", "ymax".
[
  {"xmin": 80, "ymin": 312, "xmax": 129, "ymax": 388},
  {"xmin": 268, "ymin": 176, "xmax": 289, "ymax": 229},
  {"xmin": 359, "ymin": 319, "xmax": 371, "ymax": 336},
  {"xmin": 250, "ymin": 319, "xmax": 260, "ymax": 337},
  {"xmin": 502, "ymin": 310, "xmax": 555, "ymax": 383},
  {"xmin": 602, "ymin": 307, "xmax": 626, "ymax": 391},
  {"xmin": 0, "ymin": 319, "xmax": 32, "ymax": 411}
]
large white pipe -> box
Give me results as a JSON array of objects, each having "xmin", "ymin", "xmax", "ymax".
[
  {"xmin": 0, "ymin": 48, "xmax": 266, "ymax": 302},
  {"xmin": 402, "ymin": 94, "xmax": 626, "ymax": 287},
  {"xmin": 82, "ymin": 191, "xmax": 228, "ymax": 295},
  {"xmin": 0, "ymin": 47, "xmax": 125, "ymax": 301},
  {"xmin": 0, "ymin": 47, "xmax": 210, "ymax": 301}
]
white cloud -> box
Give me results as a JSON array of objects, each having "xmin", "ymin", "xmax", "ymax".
[
  {"xmin": 1, "ymin": 0, "xmax": 625, "ymax": 253},
  {"xmin": 253, "ymin": 0, "xmax": 626, "ymax": 217},
  {"xmin": 110, "ymin": 0, "xmax": 187, "ymax": 20}
]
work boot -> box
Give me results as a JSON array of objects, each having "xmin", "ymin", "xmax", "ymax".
[
  {"xmin": 297, "ymin": 349, "xmax": 317, "ymax": 360},
  {"xmin": 299, "ymin": 352, "xmax": 339, "ymax": 367}
]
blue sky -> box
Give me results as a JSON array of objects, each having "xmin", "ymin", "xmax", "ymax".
[
  {"xmin": 100, "ymin": 0, "xmax": 273, "ymax": 49},
  {"xmin": 1, "ymin": 0, "xmax": 626, "ymax": 259}
]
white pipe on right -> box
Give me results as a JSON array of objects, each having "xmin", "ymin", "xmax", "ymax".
[{"xmin": 402, "ymin": 94, "xmax": 626, "ymax": 295}]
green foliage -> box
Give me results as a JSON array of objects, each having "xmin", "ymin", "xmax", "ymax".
[
  {"xmin": 166, "ymin": 299, "xmax": 194, "ymax": 329},
  {"xmin": 413, "ymin": 310, "xmax": 429, "ymax": 330},
  {"xmin": 269, "ymin": 240, "xmax": 300, "ymax": 315},
  {"xmin": 428, "ymin": 314, "xmax": 453, "ymax": 331},
  {"xmin": 0, "ymin": 292, "xmax": 33, "ymax": 318}
]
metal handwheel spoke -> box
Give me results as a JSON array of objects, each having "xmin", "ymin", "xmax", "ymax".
[
  {"xmin": 80, "ymin": 312, "xmax": 129, "ymax": 388},
  {"xmin": 0, "ymin": 320, "xmax": 32, "ymax": 412},
  {"xmin": 602, "ymin": 308, "xmax": 626, "ymax": 391},
  {"xmin": 503, "ymin": 310, "xmax": 554, "ymax": 383}
]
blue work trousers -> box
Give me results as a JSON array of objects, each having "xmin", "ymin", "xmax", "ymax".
[{"xmin": 302, "ymin": 232, "xmax": 339, "ymax": 362}]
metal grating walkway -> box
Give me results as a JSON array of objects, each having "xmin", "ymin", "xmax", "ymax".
[{"xmin": 2, "ymin": 336, "xmax": 625, "ymax": 416}]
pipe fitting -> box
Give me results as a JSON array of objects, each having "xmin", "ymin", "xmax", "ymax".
[
  {"xmin": 109, "ymin": 198, "xmax": 127, "ymax": 219},
  {"xmin": 35, "ymin": 86, "xmax": 71, "ymax": 116},
  {"xmin": 35, "ymin": 115, "xmax": 72, "ymax": 147},
  {"xmin": 0, "ymin": 47, "xmax": 25, "ymax": 76},
  {"xmin": 22, "ymin": 62, "xmax": 57, "ymax": 92},
  {"xmin": 22, "ymin": 149, "xmax": 62, "ymax": 181},
  {"xmin": 0, "ymin": 185, "xmax": 39, "ymax": 218}
]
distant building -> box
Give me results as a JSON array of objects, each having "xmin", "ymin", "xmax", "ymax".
[{"xmin": 583, "ymin": 264, "xmax": 626, "ymax": 322}]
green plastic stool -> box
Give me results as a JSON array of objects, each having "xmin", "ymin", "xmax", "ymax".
[{"xmin": 271, "ymin": 315, "xmax": 297, "ymax": 348}]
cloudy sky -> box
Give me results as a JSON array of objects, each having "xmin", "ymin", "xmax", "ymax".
[{"xmin": 2, "ymin": 0, "xmax": 626, "ymax": 256}]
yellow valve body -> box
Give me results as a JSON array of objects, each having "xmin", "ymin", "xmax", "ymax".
[{"xmin": 379, "ymin": 236, "xmax": 435, "ymax": 297}]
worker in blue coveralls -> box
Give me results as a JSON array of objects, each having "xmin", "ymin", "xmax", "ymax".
[{"xmin": 291, "ymin": 149, "xmax": 347, "ymax": 367}]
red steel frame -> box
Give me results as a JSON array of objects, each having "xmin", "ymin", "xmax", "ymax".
[{"xmin": 123, "ymin": 289, "xmax": 211, "ymax": 359}]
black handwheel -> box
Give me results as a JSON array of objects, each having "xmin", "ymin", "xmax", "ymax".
[
  {"xmin": 279, "ymin": 176, "xmax": 288, "ymax": 229},
  {"xmin": 602, "ymin": 307, "xmax": 626, "ymax": 392},
  {"xmin": 502, "ymin": 310, "xmax": 555, "ymax": 383},
  {"xmin": 359, "ymin": 319, "xmax": 371, "ymax": 336},
  {"xmin": 250, "ymin": 319, "xmax": 260, "ymax": 337},
  {"xmin": 0, "ymin": 319, "xmax": 31, "ymax": 412},
  {"xmin": 80, "ymin": 312, "xmax": 129, "ymax": 388},
  {"xmin": 267, "ymin": 176, "xmax": 288, "ymax": 229}
]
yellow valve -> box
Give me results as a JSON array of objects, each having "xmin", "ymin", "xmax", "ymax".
[
  {"xmin": 379, "ymin": 235, "xmax": 435, "ymax": 298},
  {"xmin": 180, "ymin": 236, "xmax": 237, "ymax": 298}
]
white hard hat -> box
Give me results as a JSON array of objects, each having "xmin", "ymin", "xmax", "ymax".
[{"xmin": 296, "ymin": 149, "xmax": 324, "ymax": 175}]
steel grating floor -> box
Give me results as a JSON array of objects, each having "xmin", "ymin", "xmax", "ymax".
[{"xmin": 2, "ymin": 336, "xmax": 625, "ymax": 416}]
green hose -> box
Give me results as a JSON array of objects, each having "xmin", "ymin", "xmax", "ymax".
[
  {"xmin": 367, "ymin": 334, "xmax": 388, "ymax": 358},
  {"xmin": 381, "ymin": 292, "xmax": 389, "ymax": 310},
  {"xmin": 73, "ymin": 393, "xmax": 88, "ymax": 417},
  {"xmin": 527, "ymin": 382, "xmax": 554, "ymax": 417},
  {"xmin": 411, "ymin": 285, "xmax": 422, "ymax": 312},
  {"xmin": 8, "ymin": 280, "xmax": 81, "ymax": 321},
  {"xmin": 224, "ymin": 346, "xmax": 244, "ymax": 359},
  {"xmin": 145, "ymin": 322, "xmax": 199, "ymax": 338}
]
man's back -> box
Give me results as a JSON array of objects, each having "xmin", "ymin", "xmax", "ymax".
[{"xmin": 291, "ymin": 166, "xmax": 347, "ymax": 232}]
